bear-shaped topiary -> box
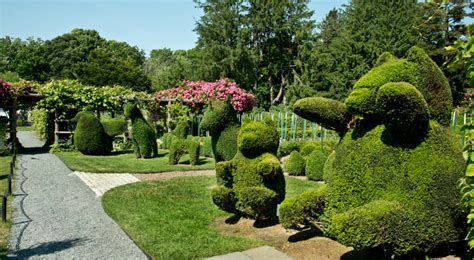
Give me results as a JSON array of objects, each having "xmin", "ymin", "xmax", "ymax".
[
  {"xmin": 124, "ymin": 103, "xmax": 158, "ymax": 158},
  {"xmin": 72, "ymin": 111, "xmax": 112, "ymax": 155},
  {"xmin": 200, "ymin": 100, "xmax": 240, "ymax": 162},
  {"xmin": 211, "ymin": 117, "xmax": 286, "ymax": 220},
  {"xmin": 280, "ymin": 46, "xmax": 465, "ymax": 256}
]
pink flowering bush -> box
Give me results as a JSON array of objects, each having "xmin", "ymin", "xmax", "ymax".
[
  {"xmin": 0, "ymin": 80, "xmax": 34, "ymax": 104},
  {"xmin": 155, "ymin": 79, "xmax": 256, "ymax": 113}
]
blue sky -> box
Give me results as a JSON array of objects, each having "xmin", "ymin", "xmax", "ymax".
[{"xmin": 0, "ymin": 0, "xmax": 348, "ymax": 55}]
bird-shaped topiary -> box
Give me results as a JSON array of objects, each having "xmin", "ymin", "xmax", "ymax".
[{"xmin": 72, "ymin": 111, "xmax": 112, "ymax": 155}]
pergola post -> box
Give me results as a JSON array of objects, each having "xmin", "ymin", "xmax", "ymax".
[
  {"xmin": 54, "ymin": 111, "xmax": 60, "ymax": 144},
  {"xmin": 9, "ymin": 99, "xmax": 18, "ymax": 147}
]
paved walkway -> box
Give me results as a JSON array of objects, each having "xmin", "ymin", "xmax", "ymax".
[
  {"xmin": 74, "ymin": 172, "xmax": 140, "ymax": 197},
  {"xmin": 8, "ymin": 132, "xmax": 147, "ymax": 259}
]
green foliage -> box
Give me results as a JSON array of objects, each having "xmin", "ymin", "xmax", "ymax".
[
  {"xmin": 200, "ymin": 101, "xmax": 240, "ymax": 162},
  {"xmin": 277, "ymin": 141, "xmax": 302, "ymax": 157},
  {"xmin": 279, "ymin": 186, "xmax": 326, "ymax": 229},
  {"xmin": 293, "ymin": 97, "xmax": 351, "ymax": 134},
  {"xmin": 323, "ymin": 151, "xmax": 335, "ymax": 183},
  {"xmin": 284, "ymin": 151, "xmax": 305, "ymax": 176},
  {"xmin": 376, "ymin": 82, "xmax": 429, "ymax": 142},
  {"xmin": 201, "ymin": 136, "xmax": 213, "ymax": 158},
  {"xmin": 72, "ymin": 111, "xmax": 112, "ymax": 155},
  {"xmin": 347, "ymin": 47, "xmax": 452, "ymax": 126},
  {"xmin": 29, "ymin": 108, "xmax": 50, "ymax": 141},
  {"xmin": 299, "ymin": 142, "xmax": 317, "ymax": 157},
  {"xmin": 212, "ymin": 119, "xmax": 285, "ymax": 220},
  {"xmin": 124, "ymin": 103, "xmax": 158, "ymax": 159},
  {"xmin": 168, "ymin": 138, "xmax": 187, "ymax": 165},
  {"xmin": 186, "ymin": 136, "xmax": 200, "ymax": 166},
  {"xmin": 100, "ymin": 118, "xmax": 126, "ymax": 137},
  {"xmin": 161, "ymin": 133, "xmax": 174, "ymax": 149},
  {"xmin": 237, "ymin": 117, "xmax": 279, "ymax": 158},
  {"xmin": 305, "ymin": 150, "xmax": 328, "ymax": 181},
  {"xmin": 0, "ymin": 121, "xmax": 7, "ymax": 155},
  {"xmin": 325, "ymin": 122, "xmax": 465, "ymax": 254},
  {"xmin": 172, "ymin": 121, "xmax": 190, "ymax": 139}
]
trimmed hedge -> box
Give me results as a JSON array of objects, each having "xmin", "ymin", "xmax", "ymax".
[
  {"xmin": 293, "ymin": 97, "xmax": 351, "ymax": 134},
  {"xmin": 279, "ymin": 186, "xmax": 327, "ymax": 229},
  {"xmin": 284, "ymin": 151, "xmax": 305, "ymax": 176},
  {"xmin": 300, "ymin": 142, "xmax": 317, "ymax": 156},
  {"xmin": 325, "ymin": 122, "xmax": 465, "ymax": 254},
  {"xmin": 305, "ymin": 149, "xmax": 328, "ymax": 181},
  {"xmin": 200, "ymin": 101, "xmax": 240, "ymax": 162},
  {"xmin": 72, "ymin": 111, "xmax": 112, "ymax": 155},
  {"xmin": 211, "ymin": 118, "xmax": 285, "ymax": 220},
  {"xmin": 161, "ymin": 133, "xmax": 174, "ymax": 149},
  {"xmin": 101, "ymin": 118, "xmax": 126, "ymax": 137},
  {"xmin": 322, "ymin": 151, "xmax": 335, "ymax": 182},
  {"xmin": 168, "ymin": 137, "xmax": 187, "ymax": 165},
  {"xmin": 124, "ymin": 103, "xmax": 158, "ymax": 158},
  {"xmin": 186, "ymin": 136, "xmax": 200, "ymax": 166},
  {"xmin": 277, "ymin": 141, "xmax": 303, "ymax": 157},
  {"xmin": 377, "ymin": 82, "xmax": 429, "ymax": 144}
]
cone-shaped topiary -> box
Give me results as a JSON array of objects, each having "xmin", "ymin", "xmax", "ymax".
[
  {"xmin": 200, "ymin": 100, "xmax": 239, "ymax": 162},
  {"xmin": 284, "ymin": 151, "xmax": 305, "ymax": 176},
  {"xmin": 305, "ymin": 149, "xmax": 328, "ymax": 181},
  {"xmin": 124, "ymin": 103, "xmax": 158, "ymax": 158},
  {"xmin": 282, "ymin": 46, "xmax": 464, "ymax": 256},
  {"xmin": 72, "ymin": 111, "xmax": 112, "ymax": 155},
  {"xmin": 212, "ymin": 117, "xmax": 285, "ymax": 220}
]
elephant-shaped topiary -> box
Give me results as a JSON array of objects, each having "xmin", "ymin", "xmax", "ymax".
[
  {"xmin": 212, "ymin": 117, "xmax": 286, "ymax": 220},
  {"xmin": 200, "ymin": 100, "xmax": 240, "ymax": 162},
  {"xmin": 279, "ymin": 46, "xmax": 465, "ymax": 256},
  {"xmin": 124, "ymin": 103, "xmax": 158, "ymax": 158},
  {"xmin": 72, "ymin": 111, "xmax": 112, "ymax": 155}
]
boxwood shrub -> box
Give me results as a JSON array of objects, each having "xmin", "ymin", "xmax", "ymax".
[{"xmin": 284, "ymin": 151, "xmax": 305, "ymax": 176}]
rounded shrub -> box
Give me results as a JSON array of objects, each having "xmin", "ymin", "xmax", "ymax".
[
  {"xmin": 172, "ymin": 121, "xmax": 190, "ymax": 139},
  {"xmin": 277, "ymin": 141, "xmax": 302, "ymax": 157},
  {"xmin": 305, "ymin": 149, "xmax": 328, "ymax": 181},
  {"xmin": 72, "ymin": 111, "xmax": 112, "ymax": 155},
  {"xmin": 213, "ymin": 124, "xmax": 239, "ymax": 162},
  {"xmin": 168, "ymin": 137, "xmax": 187, "ymax": 165},
  {"xmin": 237, "ymin": 117, "xmax": 279, "ymax": 158},
  {"xmin": 284, "ymin": 151, "xmax": 306, "ymax": 176},
  {"xmin": 161, "ymin": 133, "xmax": 174, "ymax": 149},
  {"xmin": 279, "ymin": 186, "xmax": 326, "ymax": 229},
  {"xmin": 300, "ymin": 142, "xmax": 317, "ymax": 156},
  {"xmin": 186, "ymin": 136, "xmax": 200, "ymax": 166}
]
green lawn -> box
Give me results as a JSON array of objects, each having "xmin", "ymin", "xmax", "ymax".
[
  {"xmin": 102, "ymin": 175, "xmax": 322, "ymax": 259},
  {"xmin": 55, "ymin": 150, "xmax": 215, "ymax": 173},
  {"xmin": 0, "ymin": 156, "xmax": 12, "ymax": 259}
]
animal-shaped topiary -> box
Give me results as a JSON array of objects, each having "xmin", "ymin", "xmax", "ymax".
[
  {"xmin": 200, "ymin": 100, "xmax": 240, "ymax": 162},
  {"xmin": 124, "ymin": 103, "xmax": 158, "ymax": 158},
  {"xmin": 212, "ymin": 117, "xmax": 286, "ymax": 220},
  {"xmin": 280, "ymin": 46, "xmax": 465, "ymax": 256},
  {"xmin": 72, "ymin": 111, "xmax": 112, "ymax": 155}
]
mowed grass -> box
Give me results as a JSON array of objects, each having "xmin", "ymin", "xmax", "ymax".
[
  {"xmin": 0, "ymin": 156, "xmax": 12, "ymax": 258},
  {"xmin": 102, "ymin": 175, "xmax": 322, "ymax": 259},
  {"xmin": 55, "ymin": 150, "xmax": 215, "ymax": 173}
]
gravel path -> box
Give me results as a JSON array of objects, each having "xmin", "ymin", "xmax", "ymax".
[{"xmin": 8, "ymin": 132, "xmax": 148, "ymax": 259}]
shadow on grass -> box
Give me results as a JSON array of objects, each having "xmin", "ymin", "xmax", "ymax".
[{"xmin": 11, "ymin": 237, "xmax": 88, "ymax": 258}]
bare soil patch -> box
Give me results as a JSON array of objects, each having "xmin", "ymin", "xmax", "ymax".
[{"xmin": 211, "ymin": 216, "xmax": 361, "ymax": 260}]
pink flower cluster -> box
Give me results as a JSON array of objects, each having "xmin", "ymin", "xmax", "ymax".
[
  {"xmin": 155, "ymin": 79, "xmax": 256, "ymax": 113},
  {"xmin": 0, "ymin": 80, "xmax": 34, "ymax": 100}
]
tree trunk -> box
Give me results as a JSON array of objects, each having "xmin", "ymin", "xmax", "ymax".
[{"xmin": 272, "ymin": 72, "xmax": 286, "ymax": 105}]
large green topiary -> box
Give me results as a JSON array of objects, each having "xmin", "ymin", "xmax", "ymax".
[
  {"xmin": 72, "ymin": 111, "xmax": 112, "ymax": 155},
  {"xmin": 282, "ymin": 46, "xmax": 464, "ymax": 256},
  {"xmin": 284, "ymin": 151, "xmax": 305, "ymax": 176},
  {"xmin": 101, "ymin": 117, "xmax": 126, "ymax": 137},
  {"xmin": 211, "ymin": 117, "xmax": 285, "ymax": 220},
  {"xmin": 124, "ymin": 103, "xmax": 158, "ymax": 158},
  {"xmin": 200, "ymin": 100, "xmax": 239, "ymax": 162}
]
